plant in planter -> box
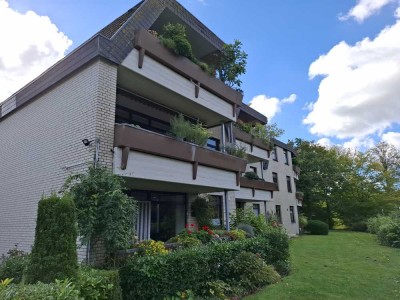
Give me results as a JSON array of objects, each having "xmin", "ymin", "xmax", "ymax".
[
  {"xmin": 235, "ymin": 120, "xmax": 284, "ymax": 147},
  {"xmin": 243, "ymin": 171, "xmax": 260, "ymax": 180},
  {"xmin": 191, "ymin": 195, "xmax": 214, "ymax": 228},
  {"xmin": 170, "ymin": 114, "xmax": 210, "ymax": 146},
  {"xmin": 223, "ymin": 143, "xmax": 247, "ymax": 159}
]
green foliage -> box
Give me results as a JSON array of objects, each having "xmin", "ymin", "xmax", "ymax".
[
  {"xmin": 196, "ymin": 280, "xmax": 232, "ymax": 299},
  {"xmin": 236, "ymin": 224, "xmax": 255, "ymax": 238},
  {"xmin": 25, "ymin": 194, "xmax": 78, "ymax": 284},
  {"xmin": 170, "ymin": 114, "xmax": 211, "ymax": 146},
  {"xmin": 223, "ymin": 142, "xmax": 247, "ymax": 158},
  {"xmin": 216, "ymin": 40, "xmax": 247, "ymax": 92},
  {"xmin": 119, "ymin": 235, "xmax": 290, "ymax": 299},
  {"xmin": 236, "ymin": 121, "xmax": 284, "ymax": 146},
  {"xmin": 166, "ymin": 235, "xmax": 202, "ymax": 249},
  {"xmin": 136, "ymin": 240, "xmax": 169, "ymax": 256},
  {"xmin": 191, "ymin": 195, "xmax": 214, "ymax": 227},
  {"xmin": 231, "ymin": 208, "xmax": 269, "ymax": 234},
  {"xmin": 244, "ymin": 171, "xmax": 260, "ymax": 180},
  {"xmin": 367, "ymin": 215, "xmax": 393, "ymax": 234},
  {"xmin": 0, "ymin": 246, "xmax": 29, "ymax": 284},
  {"xmin": 179, "ymin": 225, "xmax": 215, "ymax": 244},
  {"xmin": 298, "ymin": 214, "xmax": 308, "ymax": 229},
  {"xmin": 78, "ymin": 267, "xmax": 122, "ymax": 300},
  {"xmin": 223, "ymin": 229, "xmax": 247, "ymax": 241},
  {"xmin": 160, "ymin": 23, "xmax": 196, "ymax": 62},
  {"xmin": 0, "ymin": 279, "xmax": 80, "ymax": 300},
  {"xmin": 305, "ymin": 220, "xmax": 329, "ymax": 235},
  {"xmin": 227, "ymin": 252, "xmax": 281, "ymax": 290},
  {"xmin": 63, "ymin": 165, "xmax": 137, "ymax": 254}
]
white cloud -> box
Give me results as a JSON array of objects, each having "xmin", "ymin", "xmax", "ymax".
[
  {"xmin": 304, "ymin": 16, "xmax": 400, "ymax": 140},
  {"xmin": 340, "ymin": 0, "xmax": 394, "ymax": 23},
  {"xmin": 317, "ymin": 138, "xmax": 333, "ymax": 148},
  {"xmin": 343, "ymin": 137, "xmax": 375, "ymax": 151},
  {"xmin": 395, "ymin": 6, "xmax": 400, "ymax": 17},
  {"xmin": 249, "ymin": 93, "xmax": 296, "ymax": 120},
  {"xmin": 0, "ymin": 0, "xmax": 72, "ymax": 102},
  {"xmin": 382, "ymin": 131, "xmax": 400, "ymax": 148}
]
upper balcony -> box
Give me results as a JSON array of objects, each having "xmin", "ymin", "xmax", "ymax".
[
  {"xmin": 235, "ymin": 177, "xmax": 278, "ymax": 202},
  {"xmin": 233, "ymin": 127, "xmax": 271, "ymax": 162},
  {"xmin": 293, "ymin": 165, "xmax": 301, "ymax": 180},
  {"xmin": 113, "ymin": 124, "xmax": 247, "ymax": 193},
  {"xmin": 117, "ymin": 29, "xmax": 243, "ymax": 127}
]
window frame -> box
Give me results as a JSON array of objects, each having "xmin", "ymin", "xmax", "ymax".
[
  {"xmin": 286, "ymin": 176, "xmax": 292, "ymax": 193},
  {"xmin": 290, "ymin": 206, "xmax": 296, "ymax": 223}
]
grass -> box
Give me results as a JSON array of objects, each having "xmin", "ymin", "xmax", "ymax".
[{"xmin": 246, "ymin": 231, "xmax": 400, "ymax": 300}]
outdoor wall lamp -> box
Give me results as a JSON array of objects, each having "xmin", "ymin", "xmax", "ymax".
[{"xmin": 82, "ymin": 139, "xmax": 93, "ymax": 146}]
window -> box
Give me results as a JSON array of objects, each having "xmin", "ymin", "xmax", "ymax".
[
  {"xmin": 271, "ymin": 147, "xmax": 278, "ymax": 161},
  {"xmin": 272, "ymin": 172, "xmax": 278, "ymax": 184},
  {"xmin": 208, "ymin": 195, "xmax": 223, "ymax": 227},
  {"xmin": 286, "ymin": 176, "xmax": 292, "ymax": 193},
  {"xmin": 253, "ymin": 204, "xmax": 260, "ymax": 216},
  {"xmin": 290, "ymin": 206, "xmax": 296, "ymax": 223},
  {"xmin": 284, "ymin": 150, "xmax": 289, "ymax": 165},
  {"xmin": 207, "ymin": 138, "xmax": 220, "ymax": 151},
  {"xmin": 249, "ymin": 166, "xmax": 257, "ymax": 174},
  {"xmin": 275, "ymin": 205, "xmax": 282, "ymax": 223},
  {"xmin": 236, "ymin": 201, "xmax": 245, "ymax": 210}
]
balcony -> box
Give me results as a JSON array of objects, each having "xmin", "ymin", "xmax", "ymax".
[
  {"xmin": 235, "ymin": 177, "xmax": 278, "ymax": 202},
  {"xmin": 113, "ymin": 124, "xmax": 247, "ymax": 192},
  {"xmin": 293, "ymin": 165, "xmax": 301, "ymax": 179},
  {"xmin": 118, "ymin": 29, "xmax": 243, "ymax": 126},
  {"xmin": 233, "ymin": 127, "xmax": 271, "ymax": 162},
  {"xmin": 296, "ymin": 191, "xmax": 304, "ymax": 206}
]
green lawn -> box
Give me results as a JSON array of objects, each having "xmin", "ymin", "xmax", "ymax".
[{"xmin": 246, "ymin": 231, "xmax": 400, "ymax": 300}]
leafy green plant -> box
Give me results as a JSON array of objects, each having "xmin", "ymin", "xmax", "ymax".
[
  {"xmin": 25, "ymin": 194, "xmax": 78, "ymax": 284},
  {"xmin": 63, "ymin": 165, "xmax": 138, "ymax": 255},
  {"xmin": 223, "ymin": 143, "xmax": 247, "ymax": 158},
  {"xmin": 160, "ymin": 23, "xmax": 196, "ymax": 62},
  {"xmin": 136, "ymin": 240, "xmax": 169, "ymax": 256},
  {"xmin": 244, "ymin": 171, "xmax": 260, "ymax": 180},
  {"xmin": 191, "ymin": 195, "xmax": 214, "ymax": 227},
  {"xmin": 224, "ymin": 229, "xmax": 247, "ymax": 241},
  {"xmin": 170, "ymin": 115, "xmax": 210, "ymax": 146},
  {"xmin": 235, "ymin": 121, "xmax": 284, "ymax": 146},
  {"xmin": 367, "ymin": 215, "xmax": 393, "ymax": 234},
  {"xmin": 216, "ymin": 40, "xmax": 247, "ymax": 92},
  {"xmin": 0, "ymin": 245, "xmax": 29, "ymax": 284},
  {"xmin": 305, "ymin": 220, "xmax": 329, "ymax": 235},
  {"xmin": 237, "ymin": 224, "xmax": 255, "ymax": 238},
  {"xmin": 78, "ymin": 267, "xmax": 122, "ymax": 300},
  {"xmin": 377, "ymin": 219, "xmax": 400, "ymax": 248},
  {"xmin": 231, "ymin": 208, "xmax": 269, "ymax": 235},
  {"xmin": 0, "ymin": 279, "xmax": 80, "ymax": 300},
  {"xmin": 166, "ymin": 235, "xmax": 202, "ymax": 249}
]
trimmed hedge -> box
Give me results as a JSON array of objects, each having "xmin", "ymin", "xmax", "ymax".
[
  {"xmin": 25, "ymin": 194, "xmax": 78, "ymax": 283},
  {"xmin": 78, "ymin": 268, "xmax": 122, "ymax": 300},
  {"xmin": 305, "ymin": 220, "xmax": 329, "ymax": 235},
  {"xmin": 120, "ymin": 233, "xmax": 290, "ymax": 299}
]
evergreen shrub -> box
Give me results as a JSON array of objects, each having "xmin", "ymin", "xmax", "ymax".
[
  {"xmin": 25, "ymin": 194, "xmax": 78, "ymax": 283},
  {"xmin": 305, "ymin": 220, "xmax": 329, "ymax": 235}
]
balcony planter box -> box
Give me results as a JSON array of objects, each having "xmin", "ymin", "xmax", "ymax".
[
  {"xmin": 133, "ymin": 29, "xmax": 243, "ymax": 114},
  {"xmin": 240, "ymin": 177, "xmax": 279, "ymax": 191},
  {"xmin": 114, "ymin": 124, "xmax": 247, "ymax": 185},
  {"xmin": 233, "ymin": 127, "xmax": 271, "ymax": 152}
]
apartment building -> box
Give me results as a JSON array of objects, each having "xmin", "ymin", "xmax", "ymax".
[{"xmin": 0, "ymin": 0, "xmax": 300, "ymax": 256}]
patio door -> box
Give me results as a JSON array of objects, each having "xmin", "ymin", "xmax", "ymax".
[{"xmin": 136, "ymin": 201, "xmax": 151, "ymax": 241}]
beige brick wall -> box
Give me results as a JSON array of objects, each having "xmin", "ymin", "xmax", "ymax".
[{"xmin": 0, "ymin": 59, "xmax": 117, "ymax": 257}]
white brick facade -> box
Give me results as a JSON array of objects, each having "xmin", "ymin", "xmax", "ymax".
[{"xmin": 0, "ymin": 59, "xmax": 117, "ymax": 256}]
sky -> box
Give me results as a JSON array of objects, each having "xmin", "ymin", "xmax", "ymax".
[{"xmin": 1, "ymin": 0, "xmax": 400, "ymax": 150}]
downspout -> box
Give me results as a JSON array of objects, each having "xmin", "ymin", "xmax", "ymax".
[{"xmin": 224, "ymin": 190, "xmax": 230, "ymax": 231}]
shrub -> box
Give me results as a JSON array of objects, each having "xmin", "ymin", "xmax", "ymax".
[
  {"xmin": 120, "ymin": 235, "xmax": 290, "ymax": 299},
  {"xmin": 305, "ymin": 220, "xmax": 329, "ymax": 235},
  {"xmin": 243, "ymin": 171, "xmax": 260, "ymax": 180},
  {"xmin": 170, "ymin": 115, "xmax": 211, "ymax": 147},
  {"xmin": 137, "ymin": 240, "xmax": 169, "ymax": 256},
  {"xmin": 224, "ymin": 229, "xmax": 247, "ymax": 241},
  {"xmin": 0, "ymin": 279, "xmax": 80, "ymax": 300},
  {"xmin": 367, "ymin": 215, "xmax": 393, "ymax": 234},
  {"xmin": 160, "ymin": 23, "xmax": 196, "ymax": 62},
  {"xmin": 63, "ymin": 165, "xmax": 138, "ymax": 256},
  {"xmin": 191, "ymin": 195, "xmax": 214, "ymax": 227},
  {"xmin": 350, "ymin": 221, "xmax": 368, "ymax": 232},
  {"xmin": 227, "ymin": 252, "xmax": 280, "ymax": 291},
  {"xmin": 223, "ymin": 143, "xmax": 247, "ymax": 159},
  {"xmin": 25, "ymin": 194, "xmax": 78, "ymax": 283},
  {"xmin": 237, "ymin": 224, "xmax": 255, "ymax": 238},
  {"xmin": 166, "ymin": 236, "xmax": 202, "ymax": 249},
  {"xmin": 377, "ymin": 220, "xmax": 400, "ymax": 248},
  {"xmin": 0, "ymin": 255, "xmax": 29, "ymax": 284},
  {"xmin": 78, "ymin": 267, "xmax": 122, "ymax": 300},
  {"xmin": 232, "ymin": 208, "xmax": 269, "ymax": 235}
]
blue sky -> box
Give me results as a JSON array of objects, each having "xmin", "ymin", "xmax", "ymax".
[{"xmin": 1, "ymin": 0, "xmax": 400, "ymax": 150}]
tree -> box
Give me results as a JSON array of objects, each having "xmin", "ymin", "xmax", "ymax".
[
  {"xmin": 63, "ymin": 165, "xmax": 138, "ymax": 255},
  {"xmin": 216, "ymin": 40, "xmax": 247, "ymax": 92}
]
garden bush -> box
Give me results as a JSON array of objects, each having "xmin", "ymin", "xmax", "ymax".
[
  {"xmin": 305, "ymin": 220, "xmax": 329, "ymax": 235},
  {"xmin": 237, "ymin": 224, "xmax": 255, "ymax": 238},
  {"xmin": 377, "ymin": 220, "xmax": 400, "ymax": 248},
  {"xmin": 0, "ymin": 246, "xmax": 29, "ymax": 284},
  {"xmin": 25, "ymin": 194, "xmax": 78, "ymax": 283},
  {"xmin": 231, "ymin": 208, "xmax": 270, "ymax": 234},
  {"xmin": 367, "ymin": 215, "xmax": 393, "ymax": 234},
  {"xmin": 78, "ymin": 267, "xmax": 122, "ymax": 300},
  {"xmin": 0, "ymin": 279, "xmax": 80, "ymax": 300},
  {"xmin": 227, "ymin": 252, "xmax": 281, "ymax": 290},
  {"xmin": 120, "ymin": 234, "xmax": 290, "ymax": 299}
]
